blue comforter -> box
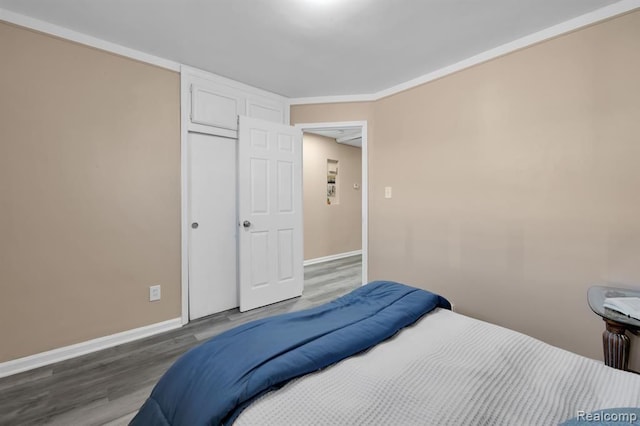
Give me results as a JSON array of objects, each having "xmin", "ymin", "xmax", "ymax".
[{"xmin": 131, "ymin": 281, "xmax": 450, "ymax": 426}]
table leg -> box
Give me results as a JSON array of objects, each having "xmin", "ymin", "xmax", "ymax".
[{"xmin": 602, "ymin": 319, "xmax": 630, "ymax": 371}]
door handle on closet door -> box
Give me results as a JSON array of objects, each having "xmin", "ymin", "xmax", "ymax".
[
  {"xmin": 243, "ymin": 220, "xmax": 251, "ymax": 228},
  {"xmin": 191, "ymin": 222, "xmax": 199, "ymax": 229}
]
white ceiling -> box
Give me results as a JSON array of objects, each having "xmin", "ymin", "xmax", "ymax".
[{"xmin": 0, "ymin": 0, "xmax": 620, "ymax": 98}]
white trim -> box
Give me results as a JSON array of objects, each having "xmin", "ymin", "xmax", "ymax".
[
  {"xmin": 180, "ymin": 69, "xmax": 190, "ymax": 326},
  {"xmin": 297, "ymin": 121, "xmax": 367, "ymax": 131},
  {"xmin": 284, "ymin": 100, "xmax": 291, "ymax": 125},
  {"xmin": 0, "ymin": 318, "xmax": 182, "ymax": 379},
  {"xmin": 296, "ymin": 121, "xmax": 368, "ymax": 284},
  {"xmin": 289, "ymin": 0, "xmax": 640, "ymax": 105},
  {"xmin": 289, "ymin": 94, "xmax": 377, "ymax": 106},
  {"xmin": 0, "ymin": 8, "xmax": 180, "ymax": 72},
  {"xmin": 361, "ymin": 122, "xmax": 368, "ymax": 284},
  {"xmin": 181, "ymin": 65, "xmax": 289, "ymax": 105},
  {"xmin": 304, "ymin": 250, "xmax": 363, "ymax": 266}
]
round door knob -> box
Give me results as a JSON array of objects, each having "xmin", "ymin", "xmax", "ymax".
[
  {"xmin": 191, "ymin": 222, "xmax": 199, "ymax": 229},
  {"xmin": 243, "ymin": 220, "xmax": 251, "ymax": 228}
]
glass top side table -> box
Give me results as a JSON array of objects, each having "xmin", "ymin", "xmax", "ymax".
[{"xmin": 588, "ymin": 285, "xmax": 640, "ymax": 371}]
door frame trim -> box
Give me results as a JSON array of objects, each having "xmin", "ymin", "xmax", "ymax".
[
  {"xmin": 295, "ymin": 121, "xmax": 369, "ymax": 285},
  {"xmin": 180, "ymin": 69, "xmax": 190, "ymax": 325}
]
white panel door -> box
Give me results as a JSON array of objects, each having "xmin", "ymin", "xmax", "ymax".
[
  {"xmin": 188, "ymin": 133, "xmax": 238, "ymax": 320},
  {"xmin": 246, "ymin": 99, "xmax": 284, "ymax": 124},
  {"xmin": 238, "ymin": 116, "xmax": 303, "ymax": 312}
]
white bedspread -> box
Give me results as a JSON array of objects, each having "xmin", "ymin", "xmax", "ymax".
[{"xmin": 235, "ymin": 309, "xmax": 640, "ymax": 425}]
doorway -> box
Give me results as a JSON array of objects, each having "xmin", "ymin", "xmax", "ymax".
[{"xmin": 296, "ymin": 121, "xmax": 368, "ymax": 285}]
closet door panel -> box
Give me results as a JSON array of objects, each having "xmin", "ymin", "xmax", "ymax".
[
  {"xmin": 191, "ymin": 85, "xmax": 241, "ymax": 130},
  {"xmin": 188, "ymin": 133, "xmax": 238, "ymax": 319}
]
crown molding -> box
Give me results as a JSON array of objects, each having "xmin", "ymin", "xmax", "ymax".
[
  {"xmin": 0, "ymin": 8, "xmax": 180, "ymax": 72},
  {"xmin": 1, "ymin": 2, "xmax": 638, "ymax": 108},
  {"xmin": 289, "ymin": 0, "xmax": 640, "ymax": 105},
  {"xmin": 287, "ymin": 93, "xmax": 377, "ymax": 106}
]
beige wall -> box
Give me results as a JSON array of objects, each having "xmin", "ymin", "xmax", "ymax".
[
  {"xmin": 0, "ymin": 22, "xmax": 181, "ymax": 362},
  {"xmin": 3, "ymin": 9, "xmax": 638, "ymax": 368},
  {"xmin": 292, "ymin": 11, "xmax": 640, "ymax": 365},
  {"xmin": 291, "ymin": 102, "xmax": 375, "ymax": 127},
  {"xmin": 303, "ymin": 134, "xmax": 361, "ymax": 260}
]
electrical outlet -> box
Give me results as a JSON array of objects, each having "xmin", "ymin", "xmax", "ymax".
[
  {"xmin": 149, "ymin": 285, "xmax": 161, "ymax": 302},
  {"xmin": 384, "ymin": 186, "xmax": 392, "ymax": 199}
]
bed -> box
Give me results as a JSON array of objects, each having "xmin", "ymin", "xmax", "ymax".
[{"xmin": 131, "ymin": 281, "xmax": 640, "ymax": 425}]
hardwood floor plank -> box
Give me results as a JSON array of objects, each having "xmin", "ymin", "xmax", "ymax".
[
  {"xmin": 0, "ymin": 256, "xmax": 361, "ymax": 425},
  {"xmin": 102, "ymin": 411, "xmax": 137, "ymax": 426},
  {"xmin": 45, "ymin": 385, "xmax": 153, "ymax": 426},
  {"xmin": 43, "ymin": 397, "xmax": 110, "ymax": 426},
  {"xmin": 0, "ymin": 368, "xmax": 52, "ymax": 393}
]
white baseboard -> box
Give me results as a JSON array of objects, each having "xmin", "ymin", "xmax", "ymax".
[
  {"xmin": 0, "ymin": 318, "xmax": 182, "ymax": 379},
  {"xmin": 304, "ymin": 250, "xmax": 362, "ymax": 266}
]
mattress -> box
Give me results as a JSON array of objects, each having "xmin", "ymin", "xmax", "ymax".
[{"xmin": 235, "ymin": 308, "xmax": 640, "ymax": 425}]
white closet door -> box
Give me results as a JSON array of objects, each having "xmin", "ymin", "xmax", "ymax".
[
  {"xmin": 188, "ymin": 133, "xmax": 238, "ymax": 320},
  {"xmin": 238, "ymin": 116, "xmax": 303, "ymax": 312}
]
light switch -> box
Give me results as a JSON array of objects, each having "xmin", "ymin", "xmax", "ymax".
[{"xmin": 384, "ymin": 186, "xmax": 392, "ymax": 199}]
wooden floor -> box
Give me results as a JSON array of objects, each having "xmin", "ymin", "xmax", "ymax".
[{"xmin": 0, "ymin": 255, "xmax": 362, "ymax": 426}]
